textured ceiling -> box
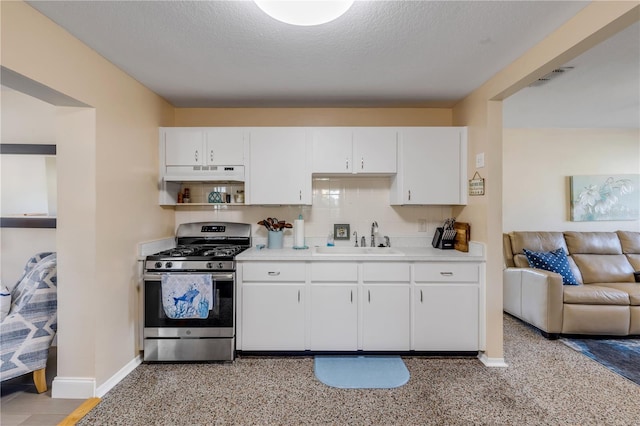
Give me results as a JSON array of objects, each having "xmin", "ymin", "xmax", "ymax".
[{"xmin": 25, "ymin": 1, "xmax": 639, "ymax": 127}]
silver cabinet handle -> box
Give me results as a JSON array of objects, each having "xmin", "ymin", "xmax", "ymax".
[
  {"xmin": 346, "ymin": 158, "xmax": 349, "ymax": 170},
  {"xmin": 209, "ymin": 149, "xmax": 214, "ymax": 162},
  {"xmin": 299, "ymin": 190, "xmax": 302, "ymax": 200},
  {"xmin": 408, "ymin": 190, "xmax": 411, "ymax": 201},
  {"xmin": 361, "ymin": 157, "xmax": 364, "ymax": 170},
  {"xmin": 194, "ymin": 149, "xmax": 199, "ymax": 162},
  {"xmin": 268, "ymin": 271, "xmax": 280, "ymax": 276},
  {"xmin": 368, "ymin": 289, "xmax": 371, "ymax": 303},
  {"xmin": 440, "ymin": 272, "xmax": 454, "ymax": 276},
  {"xmin": 420, "ymin": 289, "xmax": 423, "ymax": 303},
  {"xmin": 298, "ymin": 289, "xmax": 301, "ymax": 303},
  {"xmin": 350, "ymin": 290, "xmax": 353, "ymax": 303}
]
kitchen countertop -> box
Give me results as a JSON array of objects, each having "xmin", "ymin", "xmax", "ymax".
[{"xmin": 236, "ymin": 242, "xmax": 485, "ymax": 262}]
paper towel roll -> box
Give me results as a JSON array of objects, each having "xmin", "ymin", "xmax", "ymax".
[{"xmin": 294, "ymin": 219, "xmax": 305, "ymax": 247}]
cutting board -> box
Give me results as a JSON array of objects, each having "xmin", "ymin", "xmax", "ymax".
[{"xmin": 454, "ymin": 222, "xmax": 470, "ymax": 252}]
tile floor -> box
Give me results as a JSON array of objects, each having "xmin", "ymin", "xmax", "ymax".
[{"xmin": 1, "ymin": 348, "xmax": 85, "ymax": 426}]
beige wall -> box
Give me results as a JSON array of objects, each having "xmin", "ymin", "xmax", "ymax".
[
  {"xmin": 174, "ymin": 107, "xmax": 452, "ymax": 127},
  {"xmin": 2, "ymin": 0, "xmax": 175, "ymax": 394},
  {"xmin": 503, "ymin": 128, "xmax": 640, "ymax": 232},
  {"xmin": 453, "ymin": 2, "xmax": 639, "ymax": 362}
]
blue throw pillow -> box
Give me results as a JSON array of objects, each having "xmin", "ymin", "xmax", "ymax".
[{"xmin": 523, "ymin": 247, "xmax": 579, "ymax": 285}]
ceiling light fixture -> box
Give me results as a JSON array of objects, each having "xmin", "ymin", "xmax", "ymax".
[{"xmin": 254, "ymin": 0, "xmax": 354, "ymax": 26}]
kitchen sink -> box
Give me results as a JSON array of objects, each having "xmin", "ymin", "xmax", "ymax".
[{"xmin": 313, "ymin": 246, "xmax": 404, "ymax": 256}]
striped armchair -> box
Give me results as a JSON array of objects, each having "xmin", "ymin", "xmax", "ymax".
[{"xmin": 1, "ymin": 252, "xmax": 57, "ymax": 393}]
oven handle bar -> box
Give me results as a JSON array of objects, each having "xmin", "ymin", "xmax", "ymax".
[{"xmin": 144, "ymin": 273, "xmax": 234, "ymax": 281}]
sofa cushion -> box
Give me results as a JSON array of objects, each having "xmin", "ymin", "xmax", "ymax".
[
  {"xmin": 563, "ymin": 285, "xmax": 629, "ymax": 305},
  {"xmin": 510, "ymin": 232, "xmax": 568, "ymax": 255},
  {"xmin": 597, "ymin": 283, "xmax": 640, "ymax": 305},
  {"xmin": 572, "ymin": 254, "xmax": 635, "ymax": 284},
  {"xmin": 523, "ymin": 248, "xmax": 578, "ymax": 285},
  {"xmin": 617, "ymin": 231, "xmax": 640, "ymax": 254},
  {"xmin": 627, "ymin": 254, "xmax": 640, "ymax": 271},
  {"xmin": 564, "ymin": 231, "xmax": 622, "ymax": 255}
]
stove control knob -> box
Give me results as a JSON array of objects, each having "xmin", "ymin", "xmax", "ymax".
[
  {"xmin": 206, "ymin": 262, "xmax": 213, "ymax": 269},
  {"xmin": 155, "ymin": 262, "xmax": 162, "ymax": 269},
  {"xmin": 218, "ymin": 262, "xmax": 224, "ymax": 269},
  {"xmin": 165, "ymin": 262, "xmax": 173, "ymax": 268}
]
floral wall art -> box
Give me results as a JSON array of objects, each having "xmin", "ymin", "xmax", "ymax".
[{"xmin": 570, "ymin": 174, "xmax": 639, "ymax": 222}]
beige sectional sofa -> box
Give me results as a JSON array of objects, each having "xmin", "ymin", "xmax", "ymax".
[{"xmin": 503, "ymin": 231, "xmax": 640, "ymax": 338}]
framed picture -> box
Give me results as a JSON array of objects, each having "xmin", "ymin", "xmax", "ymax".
[
  {"xmin": 334, "ymin": 224, "xmax": 350, "ymax": 240},
  {"xmin": 570, "ymin": 174, "xmax": 639, "ymax": 221}
]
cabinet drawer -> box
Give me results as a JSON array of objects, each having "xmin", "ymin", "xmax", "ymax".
[
  {"xmin": 363, "ymin": 263, "xmax": 410, "ymax": 282},
  {"xmin": 242, "ymin": 262, "xmax": 306, "ymax": 282},
  {"xmin": 414, "ymin": 263, "xmax": 479, "ymax": 283},
  {"xmin": 311, "ymin": 262, "xmax": 358, "ymax": 282}
]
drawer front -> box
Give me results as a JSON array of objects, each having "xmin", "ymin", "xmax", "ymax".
[
  {"xmin": 242, "ymin": 262, "xmax": 306, "ymax": 282},
  {"xmin": 311, "ymin": 262, "xmax": 358, "ymax": 282},
  {"xmin": 363, "ymin": 263, "xmax": 410, "ymax": 282},
  {"xmin": 414, "ymin": 262, "xmax": 479, "ymax": 283}
]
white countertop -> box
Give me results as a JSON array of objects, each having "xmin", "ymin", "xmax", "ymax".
[{"xmin": 236, "ymin": 242, "xmax": 485, "ymax": 262}]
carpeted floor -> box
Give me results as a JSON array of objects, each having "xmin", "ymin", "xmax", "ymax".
[{"xmin": 78, "ymin": 315, "xmax": 640, "ymax": 425}]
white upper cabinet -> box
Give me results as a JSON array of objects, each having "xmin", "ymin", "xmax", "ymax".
[
  {"xmin": 247, "ymin": 127, "xmax": 312, "ymax": 205},
  {"xmin": 163, "ymin": 127, "xmax": 245, "ymax": 167},
  {"xmin": 352, "ymin": 127, "xmax": 397, "ymax": 174},
  {"xmin": 311, "ymin": 127, "xmax": 397, "ymax": 175},
  {"xmin": 312, "ymin": 128, "xmax": 354, "ymax": 173},
  {"xmin": 164, "ymin": 128, "xmax": 205, "ymax": 166},
  {"xmin": 390, "ymin": 127, "xmax": 468, "ymax": 205},
  {"xmin": 204, "ymin": 128, "xmax": 245, "ymax": 165}
]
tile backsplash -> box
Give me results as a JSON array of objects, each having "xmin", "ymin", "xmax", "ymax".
[{"xmin": 174, "ymin": 177, "xmax": 452, "ymax": 246}]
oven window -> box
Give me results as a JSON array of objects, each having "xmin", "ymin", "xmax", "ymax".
[{"xmin": 145, "ymin": 276, "xmax": 234, "ymax": 328}]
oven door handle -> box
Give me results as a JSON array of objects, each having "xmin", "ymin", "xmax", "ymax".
[{"xmin": 144, "ymin": 273, "xmax": 234, "ymax": 281}]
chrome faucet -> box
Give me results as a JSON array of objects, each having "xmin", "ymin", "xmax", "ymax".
[
  {"xmin": 371, "ymin": 221, "xmax": 378, "ymax": 247},
  {"xmin": 353, "ymin": 231, "xmax": 358, "ymax": 247}
]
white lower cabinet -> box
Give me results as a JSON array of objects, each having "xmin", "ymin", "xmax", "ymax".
[
  {"xmin": 362, "ymin": 284, "xmax": 411, "ymax": 350},
  {"xmin": 239, "ymin": 260, "xmax": 480, "ymax": 352},
  {"xmin": 310, "ymin": 285, "xmax": 358, "ymax": 350},
  {"xmin": 413, "ymin": 285, "xmax": 478, "ymax": 351},
  {"xmin": 361, "ymin": 263, "xmax": 411, "ymax": 350},
  {"xmin": 413, "ymin": 262, "xmax": 480, "ymax": 351},
  {"xmin": 241, "ymin": 283, "xmax": 305, "ymax": 350}
]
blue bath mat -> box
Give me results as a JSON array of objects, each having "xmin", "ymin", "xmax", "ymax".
[{"xmin": 314, "ymin": 355, "xmax": 410, "ymax": 389}]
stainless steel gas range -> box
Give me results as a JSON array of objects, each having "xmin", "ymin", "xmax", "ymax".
[{"xmin": 143, "ymin": 222, "xmax": 251, "ymax": 362}]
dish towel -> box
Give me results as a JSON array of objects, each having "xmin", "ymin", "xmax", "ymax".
[{"xmin": 161, "ymin": 274, "xmax": 213, "ymax": 319}]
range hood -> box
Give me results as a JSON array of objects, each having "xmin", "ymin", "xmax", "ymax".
[{"xmin": 164, "ymin": 165, "xmax": 245, "ymax": 182}]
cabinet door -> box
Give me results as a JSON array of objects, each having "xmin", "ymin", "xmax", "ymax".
[
  {"xmin": 311, "ymin": 128, "xmax": 353, "ymax": 173},
  {"xmin": 394, "ymin": 127, "xmax": 466, "ymax": 205},
  {"xmin": 241, "ymin": 284, "xmax": 305, "ymax": 350},
  {"xmin": 164, "ymin": 129, "xmax": 204, "ymax": 166},
  {"xmin": 310, "ymin": 285, "xmax": 358, "ymax": 350},
  {"xmin": 362, "ymin": 285, "xmax": 410, "ymax": 350},
  {"xmin": 248, "ymin": 128, "xmax": 311, "ymax": 205},
  {"xmin": 205, "ymin": 128, "xmax": 245, "ymax": 165},
  {"xmin": 413, "ymin": 285, "xmax": 478, "ymax": 351},
  {"xmin": 353, "ymin": 128, "xmax": 397, "ymax": 174}
]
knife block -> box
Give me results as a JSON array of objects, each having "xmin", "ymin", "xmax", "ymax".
[{"xmin": 432, "ymin": 227, "xmax": 455, "ymax": 250}]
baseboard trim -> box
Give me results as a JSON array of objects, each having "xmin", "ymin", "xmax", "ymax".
[
  {"xmin": 52, "ymin": 377, "xmax": 96, "ymax": 399},
  {"xmin": 51, "ymin": 354, "xmax": 142, "ymax": 399},
  {"xmin": 95, "ymin": 354, "xmax": 142, "ymax": 397},
  {"xmin": 478, "ymin": 352, "xmax": 508, "ymax": 367}
]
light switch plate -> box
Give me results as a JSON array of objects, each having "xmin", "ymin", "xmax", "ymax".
[{"xmin": 476, "ymin": 152, "xmax": 485, "ymax": 168}]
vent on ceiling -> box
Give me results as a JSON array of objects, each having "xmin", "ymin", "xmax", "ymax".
[{"xmin": 529, "ymin": 66, "xmax": 574, "ymax": 87}]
